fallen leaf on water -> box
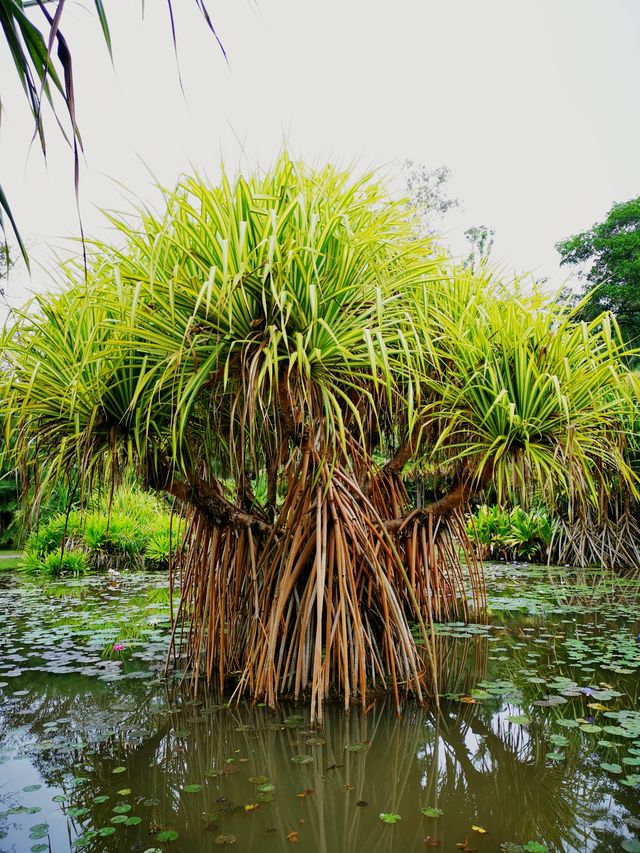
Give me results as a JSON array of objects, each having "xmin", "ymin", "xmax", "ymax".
[
  {"xmin": 343, "ymin": 784, "xmax": 354, "ymax": 791},
  {"xmin": 424, "ymin": 837, "xmax": 442, "ymax": 846},
  {"xmin": 587, "ymin": 702, "xmax": 609, "ymax": 711},
  {"xmin": 287, "ymin": 831, "xmax": 299, "ymax": 843},
  {"xmin": 471, "ymin": 825, "xmax": 487, "ymax": 834},
  {"xmin": 244, "ymin": 803, "xmax": 258, "ymax": 812},
  {"xmin": 296, "ymin": 789, "xmax": 315, "ymax": 798},
  {"xmin": 214, "ymin": 834, "xmax": 236, "ymax": 845}
]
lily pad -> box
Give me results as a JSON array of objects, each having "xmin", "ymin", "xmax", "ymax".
[{"xmin": 156, "ymin": 830, "xmax": 179, "ymax": 842}]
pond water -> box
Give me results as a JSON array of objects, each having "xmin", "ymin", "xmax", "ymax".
[{"xmin": 1, "ymin": 564, "xmax": 639, "ymax": 852}]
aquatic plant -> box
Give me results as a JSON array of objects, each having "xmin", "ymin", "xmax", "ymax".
[{"xmin": 1, "ymin": 154, "xmax": 636, "ymax": 718}]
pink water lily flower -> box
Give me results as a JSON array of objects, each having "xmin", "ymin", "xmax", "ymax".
[{"xmin": 112, "ymin": 643, "xmax": 125, "ymax": 652}]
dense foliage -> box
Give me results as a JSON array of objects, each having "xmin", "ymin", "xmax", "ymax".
[
  {"xmin": 22, "ymin": 484, "xmax": 175, "ymax": 575},
  {"xmin": 467, "ymin": 505, "xmax": 554, "ymax": 563}
]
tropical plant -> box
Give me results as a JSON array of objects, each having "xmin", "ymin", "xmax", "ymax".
[
  {"xmin": 1, "ymin": 154, "xmax": 636, "ymax": 718},
  {"xmin": 22, "ymin": 547, "xmax": 88, "ymax": 576},
  {"xmin": 468, "ymin": 505, "xmax": 555, "ymax": 563},
  {"xmin": 22, "ymin": 483, "xmax": 176, "ymax": 573}
]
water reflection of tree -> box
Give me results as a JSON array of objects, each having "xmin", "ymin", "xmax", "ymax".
[{"xmin": 2, "ymin": 635, "xmax": 638, "ymax": 852}]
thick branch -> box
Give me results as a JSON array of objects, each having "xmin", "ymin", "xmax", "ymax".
[
  {"xmin": 386, "ymin": 462, "xmax": 493, "ymax": 534},
  {"xmin": 360, "ymin": 439, "xmax": 413, "ymax": 495},
  {"xmin": 148, "ymin": 456, "xmax": 271, "ymax": 534}
]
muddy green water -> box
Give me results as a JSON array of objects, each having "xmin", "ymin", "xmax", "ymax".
[{"xmin": 1, "ymin": 565, "xmax": 639, "ymax": 853}]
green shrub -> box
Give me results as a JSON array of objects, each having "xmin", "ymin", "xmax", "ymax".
[
  {"xmin": 22, "ymin": 484, "xmax": 177, "ymax": 574},
  {"xmin": 145, "ymin": 518, "xmax": 178, "ymax": 571},
  {"xmin": 40, "ymin": 549, "xmax": 88, "ymax": 576},
  {"xmin": 83, "ymin": 510, "xmax": 147, "ymax": 569},
  {"xmin": 24, "ymin": 510, "xmax": 83, "ymax": 557},
  {"xmin": 467, "ymin": 505, "xmax": 555, "ymax": 563}
]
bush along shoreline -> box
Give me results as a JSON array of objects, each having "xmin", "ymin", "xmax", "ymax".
[
  {"xmin": 467, "ymin": 504, "xmax": 554, "ymax": 563},
  {"xmin": 21, "ymin": 485, "xmax": 178, "ymax": 575}
]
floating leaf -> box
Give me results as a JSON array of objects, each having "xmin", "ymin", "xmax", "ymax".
[
  {"xmin": 182, "ymin": 784, "xmax": 203, "ymax": 793},
  {"xmin": 112, "ymin": 766, "xmax": 126, "ymax": 774},
  {"xmin": 112, "ymin": 804, "xmax": 132, "ymax": 814},
  {"xmin": 379, "ymin": 813, "xmax": 401, "ymax": 824},
  {"xmin": 214, "ymin": 834, "xmax": 236, "ymax": 845},
  {"xmin": 421, "ymin": 807, "xmax": 443, "ymax": 818},
  {"xmin": 156, "ymin": 830, "xmax": 179, "ymax": 842},
  {"xmin": 546, "ymin": 752, "xmax": 565, "ymax": 761},
  {"xmin": 248, "ymin": 776, "xmax": 269, "ymax": 785},
  {"xmin": 600, "ymin": 762, "xmax": 623, "ymax": 774},
  {"xmin": 67, "ymin": 807, "xmax": 88, "ymax": 817},
  {"xmin": 97, "ymin": 827, "xmax": 116, "ymax": 837},
  {"xmin": 471, "ymin": 825, "xmax": 487, "ymax": 834},
  {"xmin": 291, "ymin": 755, "xmax": 313, "ymax": 764}
]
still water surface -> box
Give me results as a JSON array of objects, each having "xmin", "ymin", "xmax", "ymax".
[{"xmin": 1, "ymin": 565, "xmax": 639, "ymax": 852}]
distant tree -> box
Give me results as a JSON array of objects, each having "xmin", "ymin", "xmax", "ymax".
[
  {"xmin": 464, "ymin": 224, "xmax": 494, "ymax": 271},
  {"xmin": 556, "ymin": 196, "xmax": 640, "ymax": 345},
  {"xmin": 401, "ymin": 160, "xmax": 460, "ymax": 234},
  {"xmin": 0, "ymin": 244, "xmax": 16, "ymax": 297}
]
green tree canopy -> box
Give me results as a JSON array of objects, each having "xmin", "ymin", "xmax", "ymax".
[{"xmin": 556, "ymin": 196, "xmax": 640, "ymax": 346}]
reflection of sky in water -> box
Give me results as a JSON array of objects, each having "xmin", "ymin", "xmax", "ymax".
[{"xmin": 0, "ymin": 566, "xmax": 639, "ymax": 852}]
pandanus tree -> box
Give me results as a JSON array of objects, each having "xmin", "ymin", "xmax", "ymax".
[{"xmin": 1, "ymin": 154, "xmax": 637, "ymax": 719}]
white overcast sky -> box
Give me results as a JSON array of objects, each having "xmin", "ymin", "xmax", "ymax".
[{"xmin": 1, "ymin": 0, "xmax": 639, "ymax": 313}]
